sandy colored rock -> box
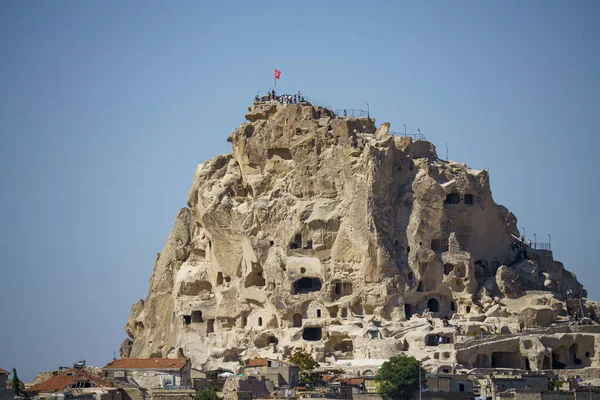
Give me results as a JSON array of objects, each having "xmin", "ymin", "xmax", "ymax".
[{"xmin": 123, "ymin": 102, "xmax": 599, "ymax": 377}]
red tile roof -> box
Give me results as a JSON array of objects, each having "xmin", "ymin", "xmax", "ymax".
[
  {"xmin": 245, "ymin": 358, "xmax": 297, "ymax": 368},
  {"xmin": 27, "ymin": 369, "xmax": 113, "ymax": 393},
  {"xmin": 104, "ymin": 358, "xmax": 188, "ymax": 370},
  {"xmin": 322, "ymin": 375, "xmax": 336, "ymax": 382},
  {"xmin": 336, "ymin": 377, "xmax": 364, "ymax": 386},
  {"xmin": 0, "ymin": 368, "xmax": 8, "ymax": 375},
  {"xmin": 246, "ymin": 359, "xmax": 268, "ymax": 367}
]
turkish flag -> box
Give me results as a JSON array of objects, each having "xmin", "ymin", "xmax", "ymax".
[{"xmin": 274, "ymin": 69, "xmax": 281, "ymax": 79}]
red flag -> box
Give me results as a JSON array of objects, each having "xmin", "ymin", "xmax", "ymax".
[{"xmin": 274, "ymin": 69, "xmax": 281, "ymax": 79}]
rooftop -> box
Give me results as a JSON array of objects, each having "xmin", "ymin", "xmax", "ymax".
[
  {"xmin": 0, "ymin": 368, "xmax": 8, "ymax": 375},
  {"xmin": 104, "ymin": 358, "xmax": 188, "ymax": 370},
  {"xmin": 27, "ymin": 369, "xmax": 113, "ymax": 393},
  {"xmin": 245, "ymin": 358, "xmax": 297, "ymax": 368}
]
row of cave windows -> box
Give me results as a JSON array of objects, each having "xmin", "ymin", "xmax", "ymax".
[
  {"xmin": 402, "ymin": 237, "xmax": 469, "ymax": 256},
  {"xmin": 472, "ymin": 346, "xmax": 593, "ymax": 370},
  {"xmin": 444, "ymin": 193, "xmax": 474, "ymax": 205},
  {"xmin": 181, "ymin": 307, "xmax": 349, "ymax": 331},
  {"xmin": 214, "ymin": 272, "xmax": 352, "ymax": 298},
  {"xmin": 404, "ymin": 298, "xmax": 471, "ymax": 319}
]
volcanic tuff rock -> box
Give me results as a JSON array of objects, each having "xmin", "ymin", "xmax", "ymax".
[{"xmin": 123, "ymin": 101, "xmax": 600, "ymax": 376}]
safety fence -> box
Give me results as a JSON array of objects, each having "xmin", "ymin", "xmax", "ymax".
[
  {"xmin": 334, "ymin": 109, "xmax": 369, "ymax": 117},
  {"xmin": 389, "ymin": 131, "xmax": 427, "ymax": 141},
  {"xmin": 532, "ymin": 242, "xmax": 551, "ymax": 250}
]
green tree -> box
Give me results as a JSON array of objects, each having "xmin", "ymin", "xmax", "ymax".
[
  {"xmin": 11, "ymin": 368, "xmax": 28, "ymax": 399},
  {"xmin": 288, "ymin": 352, "xmax": 319, "ymax": 384},
  {"xmin": 194, "ymin": 388, "xmax": 220, "ymax": 400},
  {"xmin": 375, "ymin": 355, "xmax": 426, "ymax": 400}
]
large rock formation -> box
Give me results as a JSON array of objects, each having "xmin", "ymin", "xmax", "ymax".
[{"xmin": 122, "ymin": 101, "xmax": 600, "ymax": 376}]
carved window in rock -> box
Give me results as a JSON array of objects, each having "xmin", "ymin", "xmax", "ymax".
[
  {"xmin": 206, "ymin": 319, "xmax": 215, "ymax": 335},
  {"xmin": 404, "ymin": 304, "xmax": 413, "ymax": 320},
  {"xmin": 258, "ymin": 317, "xmax": 263, "ymax": 327},
  {"xmin": 289, "ymin": 234, "xmax": 302, "ymax": 249},
  {"xmin": 444, "ymin": 193, "xmax": 460, "ymax": 204},
  {"xmin": 191, "ymin": 311, "xmax": 203, "ymax": 323},
  {"xmin": 417, "ymin": 281, "xmax": 423, "ymax": 292},
  {"xmin": 317, "ymin": 309, "xmax": 321, "ymax": 318},
  {"xmin": 427, "ymin": 298, "xmax": 440, "ymax": 313},
  {"xmin": 293, "ymin": 313, "xmax": 302, "ymax": 327},
  {"xmin": 464, "ymin": 194, "xmax": 474, "ymax": 205},
  {"xmin": 217, "ymin": 272, "xmax": 224, "ymax": 285},
  {"xmin": 332, "ymin": 281, "xmax": 353, "ymax": 298},
  {"xmin": 443, "ymin": 263, "xmax": 455, "ymax": 275},
  {"xmin": 431, "ymin": 238, "xmax": 449, "ymax": 253},
  {"xmin": 293, "ymin": 278, "xmax": 322, "ymax": 294},
  {"xmin": 245, "ymin": 264, "xmax": 266, "ymax": 287},
  {"xmin": 302, "ymin": 327, "xmax": 322, "ymax": 341},
  {"xmin": 183, "ymin": 315, "xmax": 192, "ymax": 325}
]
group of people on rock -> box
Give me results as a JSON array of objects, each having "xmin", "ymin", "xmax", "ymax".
[{"xmin": 254, "ymin": 90, "xmax": 305, "ymax": 105}]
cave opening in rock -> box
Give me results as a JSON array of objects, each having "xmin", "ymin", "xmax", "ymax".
[
  {"xmin": 293, "ymin": 313, "xmax": 302, "ymax": 327},
  {"xmin": 303, "ymin": 240, "xmax": 313, "ymax": 250},
  {"xmin": 491, "ymin": 352, "xmax": 524, "ymax": 369},
  {"xmin": 183, "ymin": 315, "xmax": 191, "ymax": 325},
  {"xmin": 427, "ymin": 298, "xmax": 439, "ymax": 313},
  {"xmin": 570, "ymin": 344, "xmax": 582, "ymax": 365},
  {"xmin": 445, "ymin": 193, "xmax": 460, "ymax": 204},
  {"xmin": 335, "ymin": 282, "xmax": 341, "ymax": 295},
  {"xmin": 404, "ymin": 304, "xmax": 413, "ymax": 320},
  {"xmin": 432, "ymin": 239, "xmax": 449, "ymax": 253},
  {"xmin": 302, "ymin": 327, "xmax": 322, "ymax": 341},
  {"xmin": 192, "ymin": 311, "xmax": 203, "ymax": 323},
  {"xmin": 450, "ymin": 301, "xmax": 456, "ymax": 312},
  {"xmin": 417, "ymin": 281, "xmax": 423, "ymax": 292},
  {"xmin": 466, "ymin": 306, "xmax": 471, "ymax": 313},
  {"xmin": 542, "ymin": 356, "xmax": 550, "ymax": 370},
  {"xmin": 258, "ymin": 317, "xmax": 263, "ymax": 326},
  {"xmin": 464, "ymin": 194, "xmax": 473, "ymax": 205},
  {"xmin": 289, "ymin": 234, "xmax": 302, "ymax": 249},
  {"xmin": 206, "ymin": 319, "xmax": 214, "ymax": 334},
  {"xmin": 444, "ymin": 263, "xmax": 455, "ymax": 275},
  {"xmin": 217, "ymin": 272, "xmax": 223, "ymax": 285},
  {"xmin": 341, "ymin": 308, "xmax": 348, "ymax": 318},
  {"xmin": 293, "ymin": 277, "xmax": 322, "ymax": 294},
  {"xmin": 317, "ymin": 309, "xmax": 321, "ymax": 318},
  {"xmin": 333, "ymin": 281, "xmax": 353, "ymax": 298},
  {"xmin": 245, "ymin": 264, "xmax": 266, "ymax": 287},
  {"xmin": 474, "ymin": 354, "xmax": 490, "ymax": 368}
]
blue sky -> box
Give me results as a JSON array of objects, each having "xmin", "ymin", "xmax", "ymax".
[{"xmin": 1, "ymin": 0, "xmax": 599, "ymax": 381}]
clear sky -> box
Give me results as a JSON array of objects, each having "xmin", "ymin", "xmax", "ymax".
[{"xmin": 1, "ymin": 0, "xmax": 599, "ymax": 381}]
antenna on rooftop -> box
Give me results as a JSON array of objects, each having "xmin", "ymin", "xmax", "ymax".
[{"xmin": 113, "ymin": 351, "xmax": 116, "ymax": 361}]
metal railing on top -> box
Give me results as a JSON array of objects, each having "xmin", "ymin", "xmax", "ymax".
[
  {"xmin": 334, "ymin": 109, "xmax": 369, "ymax": 118},
  {"xmin": 389, "ymin": 131, "xmax": 427, "ymax": 141},
  {"xmin": 532, "ymin": 242, "xmax": 551, "ymax": 250}
]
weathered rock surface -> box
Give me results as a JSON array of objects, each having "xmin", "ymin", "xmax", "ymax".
[{"xmin": 123, "ymin": 101, "xmax": 600, "ymax": 376}]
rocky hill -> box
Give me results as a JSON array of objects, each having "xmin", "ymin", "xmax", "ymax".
[{"xmin": 121, "ymin": 100, "xmax": 600, "ymax": 376}]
